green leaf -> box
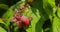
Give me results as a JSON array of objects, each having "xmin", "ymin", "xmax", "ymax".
[
  {"xmin": 26, "ymin": 8, "xmax": 40, "ymax": 32},
  {"xmin": 43, "ymin": 0, "xmax": 55, "ymax": 15},
  {"xmin": 52, "ymin": 16, "xmax": 60, "ymax": 32},
  {"xmin": 2, "ymin": 5, "xmax": 14, "ymax": 18},
  {"xmin": 0, "ymin": 26, "xmax": 7, "ymax": 32},
  {"xmin": 26, "ymin": 7, "xmax": 49, "ymax": 32},
  {"xmin": 0, "ymin": 19, "xmax": 7, "ymax": 27},
  {"xmin": 52, "ymin": 7, "xmax": 60, "ymax": 32},
  {"xmin": 0, "ymin": 4, "xmax": 8, "ymax": 10},
  {"xmin": 56, "ymin": 8, "xmax": 60, "ymax": 18},
  {"xmin": 43, "ymin": 1, "xmax": 57, "ymax": 32},
  {"xmin": 2, "ymin": 5, "xmax": 15, "ymax": 25},
  {"xmin": 0, "ymin": 19, "xmax": 9, "ymax": 32},
  {"xmin": 0, "ymin": 19, "xmax": 5, "ymax": 24}
]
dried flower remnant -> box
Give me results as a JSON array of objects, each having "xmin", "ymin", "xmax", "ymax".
[
  {"xmin": 25, "ymin": 3, "xmax": 30, "ymax": 8},
  {"xmin": 20, "ymin": 5, "xmax": 25, "ymax": 10}
]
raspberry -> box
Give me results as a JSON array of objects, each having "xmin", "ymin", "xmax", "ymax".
[
  {"xmin": 20, "ymin": 16, "xmax": 30, "ymax": 26},
  {"xmin": 15, "ymin": 16, "xmax": 21, "ymax": 21},
  {"xmin": 24, "ymin": 19, "xmax": 30, "ymax": 26},
  {"xmin": 20, "ymin": 16, "xmax": 27, "ymax": 22}
]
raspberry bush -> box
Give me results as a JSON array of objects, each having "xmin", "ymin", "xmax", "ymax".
[{"xmin": 0, "ymin": 0, "xmax": 60, "ymax": 32}]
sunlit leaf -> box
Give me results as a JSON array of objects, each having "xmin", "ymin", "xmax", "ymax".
[
  {"xmin": 52, "ymin": 16, "xmax": 60, "ymax": 32},
  {"xmin": 2, "ymin": 5, "xmax": 15, "ymax": 25},
  {"xmin": 43, "ymin": 0, "xmax": 55, "ymax": 15},
  {"xmin": 0, "ymin": 26, "xmax": 7, "ymax": 32},
  {"xmin": 0, "ymin": 19, "xmax": 8, "ymax": 32},
  {"xmin": 52, "ymin": 7, "xmax": 60, "ymax": 32},
  {"xmin": 0, "ymin": 19, "xmax": 7, "ymax": 26}
]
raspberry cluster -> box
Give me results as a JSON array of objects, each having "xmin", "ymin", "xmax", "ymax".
[{"xmin": 11, "ymin": 3, "xmax": 32, "ymax": 29}]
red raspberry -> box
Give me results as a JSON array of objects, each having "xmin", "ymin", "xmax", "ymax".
[
  {"xmin": 20, "ymin": 16, "xmax": 27, "ymax": 22},
  {"xmin": 24, "ymin": 19, "xmax": 30, "ymax": 26},
  {"xmin": 15, "ymin": 16, "xmax": 21, "ymax": 21},
  {"xmin": 20, "ymin": 16, "xmax": 30, "ymax": 26}
]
